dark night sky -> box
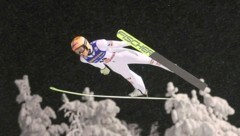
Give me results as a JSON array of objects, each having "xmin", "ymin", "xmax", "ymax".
[{"xmin": 1, "ymin": 0, "xmax": 240, "ymax": 135}]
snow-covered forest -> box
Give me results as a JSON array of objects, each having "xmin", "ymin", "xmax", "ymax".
[{"xmin": 16, "ymin": 75, "xmax": 239, "ymax": 136}]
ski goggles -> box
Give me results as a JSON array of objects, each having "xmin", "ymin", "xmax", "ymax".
[
  {"xmin": 74, "ymin": 40, "xmax": 89, "ymax": 54},
  {"xmin": 75, "ymin": 44, "xmax": 87, "ymax": 54}
]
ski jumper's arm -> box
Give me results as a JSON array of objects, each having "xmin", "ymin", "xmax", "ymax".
[
  {"xmin": 106, "ymin": 40, "xmax": 131, "ymax": 52},
  {"xmin": 109, "ymin": 40, "xmax": 130, "ymax": 48}
]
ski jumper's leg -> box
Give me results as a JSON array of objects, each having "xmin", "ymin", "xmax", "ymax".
[
  {"xmin": 119, "ymin": 50, "xmax": 172, "ymax": 72},
  {"xmin": 106, "ymin": 54, "xmax": 147, "ymax": 94}
]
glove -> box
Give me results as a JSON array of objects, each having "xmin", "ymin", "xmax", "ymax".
[{"xmin": 100, "ymin": 66, "xmax": 110, "ymax": 75}]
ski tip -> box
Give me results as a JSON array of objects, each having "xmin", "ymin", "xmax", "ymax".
[
  {"xmin": 116, "ymin": 29, "xmax": 125, "ymax": 38},
  {"xmin": 49, "ymin": 86, "xmax": 56, "ymax": 90},
  {"xmin": 117, "ymin": 29, "xmax": 124, "ymax": 32}
]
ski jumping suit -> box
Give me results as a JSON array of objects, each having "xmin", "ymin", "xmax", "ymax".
[{"xmin": 80, "ymin": 39, "xmax": 171, "ymax": 94}]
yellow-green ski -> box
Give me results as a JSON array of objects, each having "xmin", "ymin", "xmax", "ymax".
[{"xmin": 117, "ymin": 29, "xmax": 208, "ymax": 91}]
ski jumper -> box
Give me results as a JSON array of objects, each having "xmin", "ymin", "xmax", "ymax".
[{"xmin": 80, "ymin": 39, "xmax": 171, "ymax": 94}]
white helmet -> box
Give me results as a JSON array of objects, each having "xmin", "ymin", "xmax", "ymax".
[{"xmin": 70, "ymin": 36, "xmax": 91, "ymax": 53}]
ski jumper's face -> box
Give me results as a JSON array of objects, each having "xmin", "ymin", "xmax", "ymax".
[
  {"xmin": 74, "ymin": 45, "xmax": 89, "ymax": 57},
  {"xmin": 73, "ymin": 41, "xmax": 91, "ymax": 57},
  {"xmin": 80, "ymin": 48, "xmax": 89, "ymax": 57}
]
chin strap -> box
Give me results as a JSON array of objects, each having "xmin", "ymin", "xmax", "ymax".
[{"xmin": 87, "ymin": 49, "xmax": 93, "ymax": 55}]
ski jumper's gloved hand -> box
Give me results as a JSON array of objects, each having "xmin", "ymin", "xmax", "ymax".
[{"xmin": 100, "ymin": 66, "xmax": 110, "ymax": 75}]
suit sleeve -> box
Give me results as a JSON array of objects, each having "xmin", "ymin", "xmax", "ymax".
[
  {"xmin": 109, "ymin": 40, "xmax": 130, "ymax": 48},
  {"xmin": 97, "ymin": 39, "xmax": 130, "ymax": 51}
]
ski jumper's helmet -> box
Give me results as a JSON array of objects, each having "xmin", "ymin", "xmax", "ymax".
[{"xmin": 71, "ymin": 36, "xmax": 91, "ymax": 53}]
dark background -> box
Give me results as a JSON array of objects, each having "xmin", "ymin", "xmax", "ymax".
[{"xmin": 1, "ymin": 0, "xmax": 240, "ymax": 135}]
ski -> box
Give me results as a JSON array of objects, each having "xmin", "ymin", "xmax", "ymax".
[
  {"xmin": 50, "ymin": 87, "xmax": 169, "ymax": 100},
  {"xmin": 116, "ymin": 29, "xmax": 208, "ymax": 91}
]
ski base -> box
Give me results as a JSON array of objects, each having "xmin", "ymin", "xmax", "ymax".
[{"xmin": 50, "ymin": 87, "xmax": 169, "ymax": 100}]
